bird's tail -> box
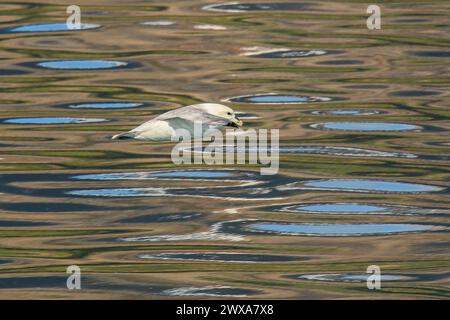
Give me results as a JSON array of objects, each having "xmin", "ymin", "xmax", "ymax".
[{"xmin": 111, "ymin": 131, "xmax": 136, "ymax": 140}]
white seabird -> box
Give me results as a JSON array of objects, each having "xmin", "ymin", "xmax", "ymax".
[{"xmin": 112, "ymin": 103, "xmax": 243, "ymax": 141}]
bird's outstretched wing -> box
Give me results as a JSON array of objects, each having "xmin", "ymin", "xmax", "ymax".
[
  {"xmin": 156, "ymin": 105, "xmax": 230, "ymax": 127},
  {"xmin": 113, "ymin": 105, "xmax": 232, "ymax": 141}
]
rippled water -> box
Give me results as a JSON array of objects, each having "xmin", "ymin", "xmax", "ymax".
[
  {"xmin": 190, "ymin": 145, "xmax": 418, "ymax": 158},
  {"xmin": 283, "ymin": 203, "xmax": 391, "ymax": 214},
  {"xmin": 139, "ymin": 252, "xmax": 302, "ymax": 263},
  {"xmin": 292, "ymin": 273, "xmax": 416, "ymax": 282},
  {"xmin": 301, "ymin": 179, "xmax": 444, "ymax": 193},
  {"xmin": 63, "ymin": 102, "xmax": 145, "ymax": 109},
  {"xmin": 311, "ymin": 122, "xmax": 422, "ymax": 132},
  {"xmin": 35, "ymin": 60, "xmax": 129, "ymax": 70},
  {"xmin": 0, "ymin": 0, "xmax": 448, "ymax": 300},
  {"xmin": 1, "ymin": 22, "xmax": 100, "ymax": 33},
  {"xmin": 248, "ymin": 222, "xmax": 436, "ymax": 236},
  {"xmin": 224, "ymin": 93, "xmax": 334, "ymax": 104},
  {"xmin": 309, "ymin": 109, "xmax": 380, "ymax": 116},
  {"xmin": 3, "ymin": 117, "xmax": 108, "ymax": 124},
  {"xmin": 161, "ymin": 286, "xmax": 257, "ymax": 297}
]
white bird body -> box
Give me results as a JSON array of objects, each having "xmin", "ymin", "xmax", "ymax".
[
  {"xmin": 112, "ymin": 103, "xmax": 243, "ymax": 141},
  {"xmin": 130, "ymin": 119, "xmax": 175, "ymax": 141}
]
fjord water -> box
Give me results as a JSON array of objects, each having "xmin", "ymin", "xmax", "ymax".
[
  {"xmin": 1, "ymin": 22, "xmax": 100, "ymax": 33},
  {"xmin": 311, "ymin": 122, "xmax": 422, "ymax": 131},
  {"xmin": 2, "ymin": 117, "xmax": 108, "ymax": 124},
  {"xmin": 249, "ymin": 222, "xmax": 435, "ymax": 236},
  {"xmin": 283, "ymin": 203, "xmax": 391, "ymax": 214},
  {"xmin": 35, "ymin": 60, "xmax": 129, "ymax": 70},
  {"xmin": 293, "ymin": 273, "xmax": 415, "ymax": 282},
  {"xmin": 302, "ymin": 179, "xmax": 443, "ymax": 193},
  {"xmin": 0, "ymin": 0, "xmax": 449, "ymax": 300},
  {"xmin": 63, "ymin": 102, "xmax": 144, "ymax": 109}
]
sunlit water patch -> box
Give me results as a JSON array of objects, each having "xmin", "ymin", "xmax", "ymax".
[
  {"xmin": 276, "ymin": 203, "xmax": 434, "ymax": 215},
  {"xmin": 202, "ymin": 2, "xmax": 312, "ymax": 12},
  {"xmin": 162, "ymin": 286, "xmax": 257, "ymax": 297},
  {"xmin": 289, "ymin": 272, "xmax": 450, "ymax": 283},
  {"xmin": 141, "ymin": 20, "xmax": 176, "ymax": 26},
  {"xmin": 300, "ymin": 179, "xmax": 444, "ymax": 193},
  {"xmin": 139, "ymin": 252, "xmax": 302, "ymax": 263},
  {"xmin": 2, "ymin": 117, "xmax": 108, "ymax": 124},
  {"xmin": 310, "ymin": 122, "xmax": 422, "ymax": 132},
  {"xmin": 33, "ymin": 60, "xmax": 130, "ymax": 70},
  {"xmin": 217, "ymin": 220, "xmax": 443, "ymax": 237},
  {"xmin": 0, "ymin": 23, "xmax": 100, "ymax": 33},
  {"xmin": 309, "ymin": 109, "xmax": 381, "ymax": 116},
  {"xmin": 276, "ymin": 179, "xmax": 445, "ymax": 193},
  {"xmin": 241, "ymin": 222, "xmax": 438, "ymax": 236},
  {"xmin": 223, "ymin": 93, "xmax": 334, "ymax": 104},
  {"xmin": 241, "ymin": 47, "xmax": 328, "ymax": 58},
  {"xmin": 282, "ymin": 203, "xmax": 393, "ymax": 214},
  {"xmin": 291, "ymin": 273, "xmax": 416, "ymax": 283},
  {"xmin": 194, "ymin": 24, "xmax": 227, "ymax": 30},
  {"xmin": 61, "ymin": 102, "xmax": 145, "ymax": 109}
]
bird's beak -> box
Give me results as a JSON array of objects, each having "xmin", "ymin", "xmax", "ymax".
[{"xmin": 228, "ymin": 116, "xmax": 243, "ymax": 128}]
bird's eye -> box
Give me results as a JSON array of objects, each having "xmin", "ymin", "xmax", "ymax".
[{"xmin": 227, "ymin": 112, "xmax": 232, "ymax": 115}]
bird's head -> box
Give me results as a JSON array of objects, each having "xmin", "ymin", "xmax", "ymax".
[{"xmin": 195, "ymin": 103, "xmax": 243, "ymax": 127}]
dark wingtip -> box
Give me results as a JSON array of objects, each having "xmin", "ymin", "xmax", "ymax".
[
  {"xmin": 227, "ymin": 122, "xmax": 239, "ymax": 128},
  {"xmin": 112, "ymin": 132, "xmax": 135, "ymax": 140}
]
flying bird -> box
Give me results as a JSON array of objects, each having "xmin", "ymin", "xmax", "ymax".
[{"xmin": 112, "ymin": 103, "xmax": 243, "ymax": 141}]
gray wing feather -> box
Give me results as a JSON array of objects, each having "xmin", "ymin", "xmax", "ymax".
[{"xmin": 156, "ymin": 105, "xmax": 229, "ymax": 126}]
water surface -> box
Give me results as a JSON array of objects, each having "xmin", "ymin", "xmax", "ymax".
[
  {"xmin": 62, "ymin": 102, "xmax": 144, "ymax": 109},
  {"xmin": 224, "ymin": 94, "xmax": 333, "ymax": 104},
  {"xmin": 118, "ymin": 213, "xmax": 202, "ymax": 223},
  {"xmin": 294, "ymin": 273, "xmax": 415, "ymax": 282},
  {"xmin": 309, "ymin": 109, "xmax": 380, "ymax": 116},
  {"xmin": 191, "ymin": 145, "xmax": 417, "ymax": 158},
  {"xmin": 249, "ymin": 222, "xmax": 436, "ymax": 236},
  {"xmin": 2, "ymin": 117, "xmax": 108, "ymax": 124},
  {"xmin": 247, "ymin": 50, "xmax": 328, "ymax": 58},
  {"xmin": 202, "ymin": 2, "xmax": 312, "ymax": 12},
  {"xmin": 141, "ymin": 21, "xmax": 176, "ymax": 26},
  {"xmin": 139, "ymin": 252, "xmax": 301, "ymax": 263},
  {"xmin": 35, "ymin": 60, "xmax": 129, "ymax": 70},
  {"xmin": 284, "ymin": 203, "xmax": 389, "ymax": 214},
  {"xmin": 72, "ymin": 170, "xmax": 236, "ymax": 180},
  {"xmin": 302, "ymin": 179, "xmax": 443, "ymax": 193},
  {"xmin": 162, "ymin": 286, "xmax": 256, "ymax": 297},
  {"xmin": 0, "ymin": 0, "xmax": 448, "ymax": 300},
  {"xmin": 1, "ymin": 23, "xmax": 100, "ymax": 33},
  {"xmin": 311, "ymin": 122, "xmax": 422, "ymax": 131}
]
